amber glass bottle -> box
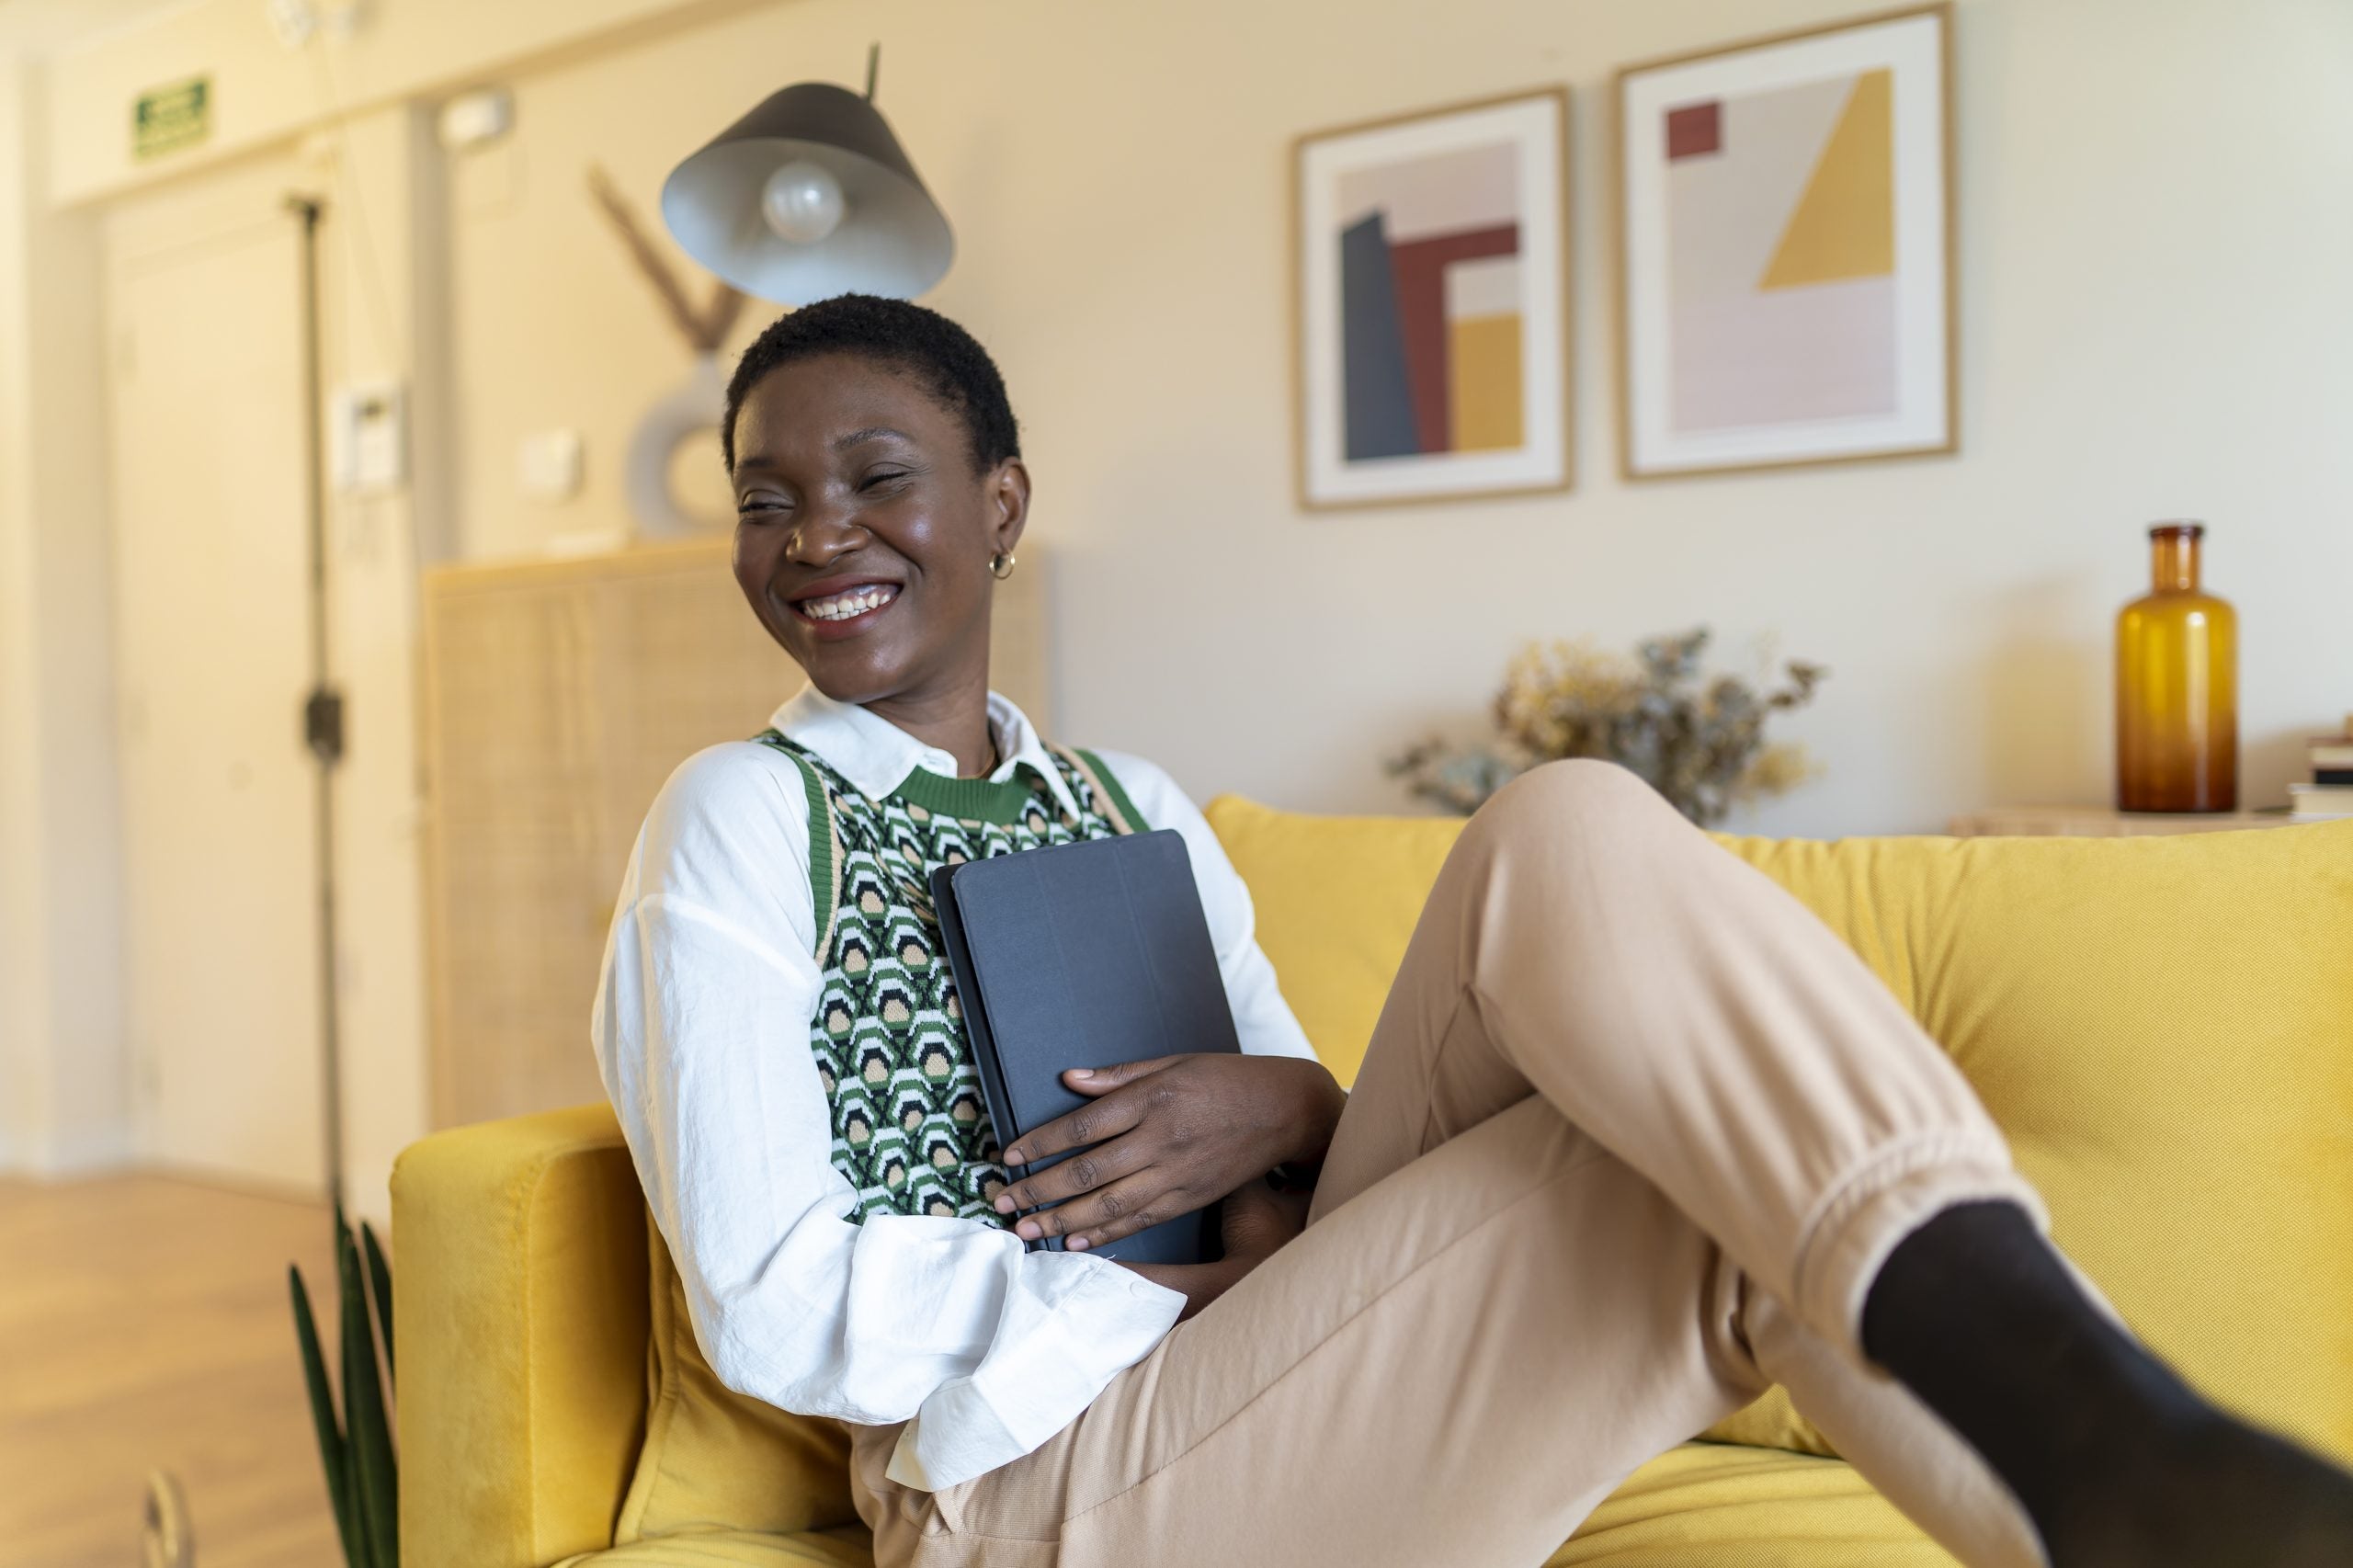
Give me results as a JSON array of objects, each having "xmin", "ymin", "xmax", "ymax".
[{"xmin": 2116, "ymin": 522, "xmax": 2237, "ymax": 812}]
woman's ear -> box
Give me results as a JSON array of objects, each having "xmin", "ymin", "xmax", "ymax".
[{"xmin": 988, "ymin": 458, "xmax": 1031, "ymax": 558}]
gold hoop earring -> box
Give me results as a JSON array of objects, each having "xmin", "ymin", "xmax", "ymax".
[{"xmin": 989, "ymin": 551, "xmax": 1017, "ymax": 580}]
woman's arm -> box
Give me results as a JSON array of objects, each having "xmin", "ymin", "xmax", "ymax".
[{"xmin": 591, "ymin": 744, "xmax": 1185, "ymax": 1491}]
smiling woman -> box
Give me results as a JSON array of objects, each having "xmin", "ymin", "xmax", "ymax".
[
  {"xmin": 588, "ymin": 295, "xmax": 2353, "ymax": 1568},
  {"xmin": 723, "ymin": 298, "xmax": 1029, "ymax": 759}
]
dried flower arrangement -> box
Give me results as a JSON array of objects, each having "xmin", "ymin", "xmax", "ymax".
[{"xmin": 1386, "ymin": 629, "xmax": 1827, "ymax": 825}]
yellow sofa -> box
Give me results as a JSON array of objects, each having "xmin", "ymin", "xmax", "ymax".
[{"xmin": 393, "ymin": 800, "xmax": 2353, "ymax": 1567}]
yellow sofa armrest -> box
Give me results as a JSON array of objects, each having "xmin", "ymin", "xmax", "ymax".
[{"xmin": 392, "ymin": 1104, "xmax": 652, "ymax": 1568}]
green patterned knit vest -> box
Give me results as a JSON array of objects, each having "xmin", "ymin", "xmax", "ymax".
[{"xmin": 753, "ymin": 729, "xmax": 1150, "ymax": 1225}]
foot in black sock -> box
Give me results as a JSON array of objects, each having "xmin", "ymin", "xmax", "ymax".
[{"xmin": 1861, "ymin": 1200, "xmax": 2353, "ymax": 1567}]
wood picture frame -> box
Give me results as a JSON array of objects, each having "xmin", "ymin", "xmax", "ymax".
[
  {"xmin": 1612, "ymin": 4, "xmax": 1956, "ymax": 481},
  {"xmin": 1291, "ymin": 86, "xmax": 1574, "ymax": 510}
]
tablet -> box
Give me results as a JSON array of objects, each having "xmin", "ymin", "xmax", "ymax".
[{"xmin": 928, "ymin": 828, "xmax": 1241, "ymax": 1266}]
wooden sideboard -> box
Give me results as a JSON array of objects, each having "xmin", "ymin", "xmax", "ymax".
[
  {"xmin": 1945, "ymin": 804, "xmax": 2297, "ymax": 836},
  {"xmin": 419, "ymin": 537, "xmax": 1051, "ymax": 1129}
]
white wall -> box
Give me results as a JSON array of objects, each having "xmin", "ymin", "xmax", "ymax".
[
  {"xmin": 0, "ymin": 0, "xmax": 162, "ymax": 1176},
  {"xmin": 436, "ymin": 0, "xmax": 2353, "ymax": 834}
]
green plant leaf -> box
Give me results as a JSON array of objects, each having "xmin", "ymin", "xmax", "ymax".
[
  {"xmin": 290, "ymin": 1264, "xmax": 361, "ymax": 1567},
  {"xmin": 335, "ymin": 1224, "xmax": 369, "ymax": 1566},
  {"xmin": 359, "ymin": 1220, "xmax": 394, "ymax": 1383},
  {"xmin": 342, "ymin": 1435, "xmax": 368, "ymax": 1568},
  {"xmin": 339, "ymin": 1217, "xmax": 399, "ymax": 1567}
]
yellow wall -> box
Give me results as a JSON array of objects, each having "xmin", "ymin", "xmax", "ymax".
[{"xmin": 5, "ymin": 0, "xmax": 2349, "ymax": 1208}]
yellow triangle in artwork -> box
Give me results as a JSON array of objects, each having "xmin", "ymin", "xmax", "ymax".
[{"xmin": 1759, "ymin": 68, "xmax": 1894, "ymax": 290}]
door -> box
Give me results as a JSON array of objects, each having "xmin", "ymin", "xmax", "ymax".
[{"xmin": 105, "ymin": 160, "xmax": 324, "ymax": 1193}]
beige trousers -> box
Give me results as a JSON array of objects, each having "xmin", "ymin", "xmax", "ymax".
[{"xmin": 850, "ymin": 760, "xmax": 2057, "ymax": 1568}]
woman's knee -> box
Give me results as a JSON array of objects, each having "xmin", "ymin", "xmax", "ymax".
[{"xmin": 1460, "ymin": 758, "xmax": 1668, "ymax": 858}]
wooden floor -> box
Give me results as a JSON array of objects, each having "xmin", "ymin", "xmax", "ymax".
[{"xmin": 0, "ymin": 1174, "xmax": 344, "ymax": 1568}]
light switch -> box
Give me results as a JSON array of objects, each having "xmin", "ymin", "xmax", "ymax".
[
  {"xmin": 438, "ymin": 87, "xmax": 513, "ymax": 152},
  {"xmin": 517, "ymin": 428, "xmax": 585, "ymax": 502},
  {"xmin": 330, "ymin": 380, "xmax": 406, "ymax": 494}
]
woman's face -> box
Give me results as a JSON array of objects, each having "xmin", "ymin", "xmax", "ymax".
[{"xmin": 730, "ymin": 352, "xmax": 1028, "ymax": 706}]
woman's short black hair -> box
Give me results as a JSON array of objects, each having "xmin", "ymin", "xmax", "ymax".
[{"xmin": 722, "ymin": 294, "xmax": 1020, "ymax": 474}]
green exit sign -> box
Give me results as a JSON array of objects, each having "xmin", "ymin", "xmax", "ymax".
[{"xmin": 133, "ymin": 76, "xmax": 210, "ymax": 161}]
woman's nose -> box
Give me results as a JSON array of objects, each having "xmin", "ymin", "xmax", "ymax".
[{"xmin": 786, "ymin": 505, "xmax": 869, "ymax": 562}]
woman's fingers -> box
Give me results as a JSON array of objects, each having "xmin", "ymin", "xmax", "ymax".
[
  {"xmin": 999, "ymin": 1079, "xmax": 1154, "ymax": 1168},
  {"xmin": 991, "ymin": 1054, "xmax": 1256, "ymax": 1250},
  {"xmin": 995, "ymin": 1129, "xmax": 1150, "ymax": 1216},
  {"xmin": 1060, "ymin": 1055, "xmax": 1185, "ymax": 1096},
  {"xmin": 1016, "ymin": 1167, "xmax": 1197, "ymax": 1251}
]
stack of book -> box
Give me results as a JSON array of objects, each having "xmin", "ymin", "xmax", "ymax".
[{"xmin": 2290, "ymin": 716, "xmax": 2353, "ymax": 822}]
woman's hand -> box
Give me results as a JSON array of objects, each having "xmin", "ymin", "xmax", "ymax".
[
  {"xmin": 1117, "ymin": 1177, "xmax": 1309, "ymax": 1320},
  {"xmin": 990, "ymin": 1053, "xmax": 1344, "ymax": 1253}
]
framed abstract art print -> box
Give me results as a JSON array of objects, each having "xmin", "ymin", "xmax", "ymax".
[
  {"xmin": 1293, "ymin": 88, "xmax": 1571, "ymax": 509},
  {"xmin": 1614, "ymin": 5, "xmax": 1954, "ymax": 480}
]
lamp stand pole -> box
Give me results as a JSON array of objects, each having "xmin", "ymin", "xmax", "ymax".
[{"xmin": 286, "ymin": 191, "xmax": 347, "ymax": 1217}]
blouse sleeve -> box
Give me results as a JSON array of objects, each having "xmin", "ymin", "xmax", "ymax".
[{"xmin": 590, "ymin": 743, "xmax": 1185, "ymax": 1492}]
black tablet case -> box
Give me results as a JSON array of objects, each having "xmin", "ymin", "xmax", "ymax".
[{"xmin": 927, "ymin": 828, "xmax": 1241, "ymax": 1266}]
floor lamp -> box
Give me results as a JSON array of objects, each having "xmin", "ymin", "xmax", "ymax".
[{"xmin": 285, "ymin": 191, "xmax": 347, "ymax": 1215}]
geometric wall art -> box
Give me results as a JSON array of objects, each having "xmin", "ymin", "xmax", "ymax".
[
  {"xmin": 1295, "ymin": 88, "xmax": 1570, "ymax": 507},
  {"xmin": 1615, "ymin": 6, "xmax": 1953, "ymax": 479}
]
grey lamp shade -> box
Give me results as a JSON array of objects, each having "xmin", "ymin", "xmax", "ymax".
[{"xmin": 661, "ymin": 83, "xmax": 953, "ymax": 305}]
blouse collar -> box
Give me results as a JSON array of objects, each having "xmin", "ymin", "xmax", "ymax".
[{"xmin": 769, "ymin": 682, "xmax": 1085, "ymax": 825}]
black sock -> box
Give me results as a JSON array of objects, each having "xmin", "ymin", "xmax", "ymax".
[{"xmin": 1861, "ymin": 1200, "xmax": 2353, "ymax": 1568}]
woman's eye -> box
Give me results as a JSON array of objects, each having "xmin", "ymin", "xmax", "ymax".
[
  {"xmin": 737, "ymin": 496, "xmax": 790, "ymax": 518},
  {"xmin": 858, "ymin": 470, "xmax": 910, "ymax": 492}
]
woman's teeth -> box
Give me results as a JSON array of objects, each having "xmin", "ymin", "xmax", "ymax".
[{"xmin": 801, "ymin": 584, "xmax": 900, "ymax": 621}]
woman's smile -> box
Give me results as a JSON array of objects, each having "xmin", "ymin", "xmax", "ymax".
[{"xmin": 786, "ymin": 574, "xmax": 905, "ymax": 638}]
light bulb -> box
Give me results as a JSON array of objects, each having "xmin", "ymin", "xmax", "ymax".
[{"xmin": 761, "ymin": 160, "xmax": 847, "ymax": 244}]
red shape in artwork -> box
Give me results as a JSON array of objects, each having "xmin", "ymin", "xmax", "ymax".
[
  {"xmin": 1387, "ymin": 223, "xmax": 1518, "ymax": 454},
  {"xmin": 1665, "ymin": 101, "xmax": 1722, "ymax": 160}
]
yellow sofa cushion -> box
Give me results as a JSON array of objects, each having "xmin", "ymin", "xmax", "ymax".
[
  {"xmin": 1545, "ymin": 1442, "xmax": 1964, "ymax": 1565},
  {"xmin": 562, "ymin": 1525, "xmax": 873, "ymax": 1568},
  {"xmin": 611, "ymin": 1211, "xmax": 861, "ymax": 1544},
  {"xmin": 574, "ymin": 1441, "xmax": 1963, "ymax": 1568}
]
